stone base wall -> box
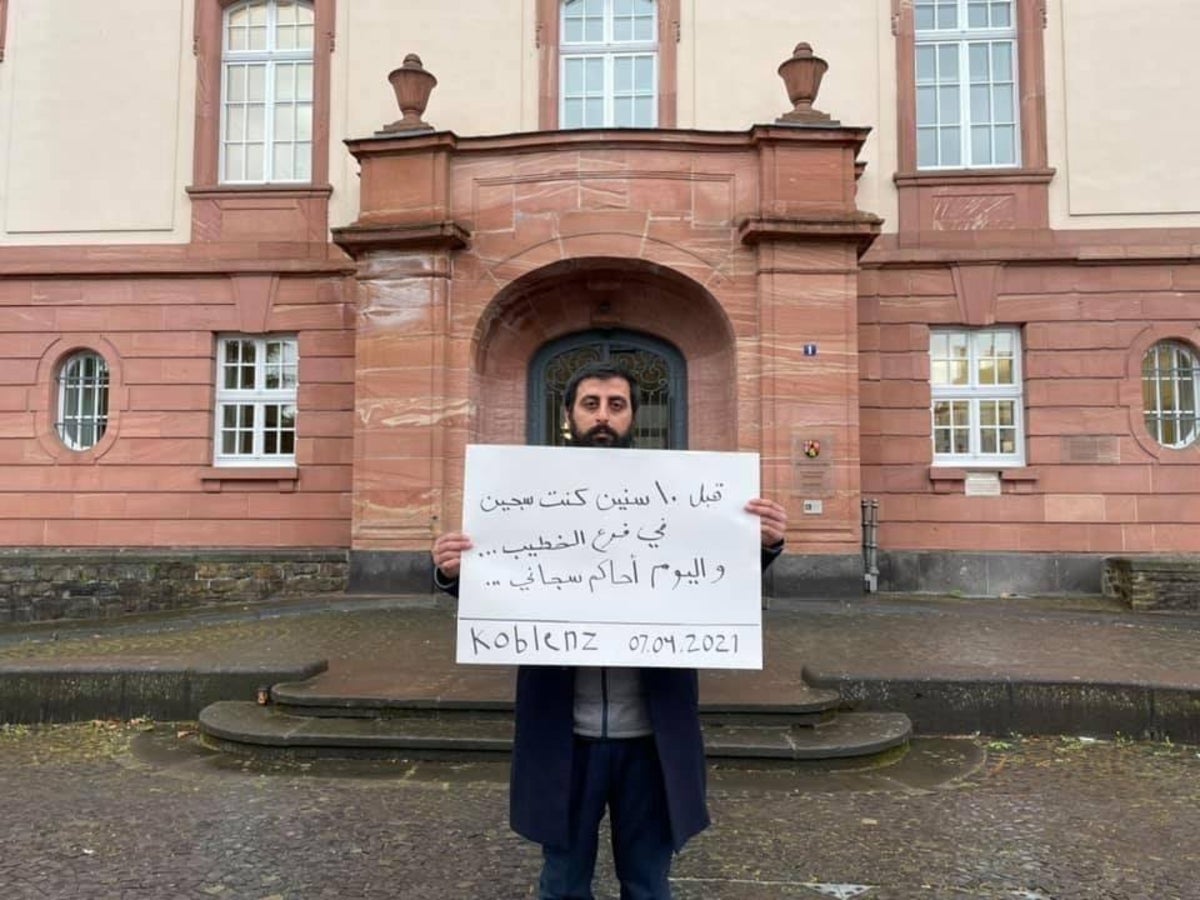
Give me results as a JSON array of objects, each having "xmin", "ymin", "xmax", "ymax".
[
  {"xmin": 877, "ymin": 551, "xmax": 1104, "ymax": 597},
  {"xmin": 0, "ymin": 549, "xmax": 348, "ymax": 624},
  {"xmin": 350, "ymin": 548, "xmax": 1114, "ymax": 599},
  {"xmin": 1104, "ymin": 557, "xmax": 1200, "ymax": 611}
]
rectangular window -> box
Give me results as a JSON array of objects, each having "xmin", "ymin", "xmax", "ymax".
[
  {"xmin": 560, "ymin": 0, "xmax": 658, "ymax": 128},
  {"xmin": 221, "ymin": 1, "xmax": 314, "ymax": 184},
  {"xmin": 215, "ymin": 335, "xmax": 298, "ymax": 465},
  {"xmin": 930, "ymin": 328, "xmax": 1024, "ymax": 465},
  {"xmin": 915, "ymin": 0, "xmax": 1018, "ymax": 169}
]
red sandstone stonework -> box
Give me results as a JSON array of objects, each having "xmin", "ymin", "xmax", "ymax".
[
  {"xmin": 0, "ymin": 245, "xmax": 355, "ymax": 550},
  {"xmin": 334, "ymin": 127, "xmax": 882, "ymax": 557}
]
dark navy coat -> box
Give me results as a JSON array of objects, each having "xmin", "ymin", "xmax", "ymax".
[{"xmin": 440, "ymin": 542, "xmax": 782, "ymax": 852}]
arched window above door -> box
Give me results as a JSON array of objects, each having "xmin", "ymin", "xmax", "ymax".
[{"xmin": 528, "ymin": 329, "xmax": 687, "ymax": 449}]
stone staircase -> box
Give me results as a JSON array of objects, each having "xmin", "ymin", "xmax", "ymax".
[{"xmin": 199, "ymin": 670, "xmax": 912, "ymax": 765}]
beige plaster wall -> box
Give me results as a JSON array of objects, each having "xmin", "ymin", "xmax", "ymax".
[
  {"xmin": 1049, "ymin": 0, "xmax": 1200, "ymax": 228},
  {"xmin": 683, "ymin": 0, "xmax": 897, "ymax": 231},
  {"xmin": 328, "ymin": 0, "xmax": 534, "ymax": 230},
  {"xmin": 329, "ymin": 0, "xmax": 895, "ymax": 231},
  {"xmin": 0, "ymin": 0, "xmax": 194, "ymax": 245},
  {"xmin": 8, "ymin": 1, "xmax": 1199, "ymax": 244}
]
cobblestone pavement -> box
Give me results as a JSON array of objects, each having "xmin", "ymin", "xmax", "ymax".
[{"xmin": 1, "ymin": 723, "xmax": 1196, "ymax": 899}]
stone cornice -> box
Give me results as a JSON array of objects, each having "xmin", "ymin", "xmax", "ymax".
[
  {"xmin": 0, "ymin": 246, "xmax": 352, "ymax": 277},
  {"xmin": 739, "ymin": 214, "xmax": 883, "ymax": 255},
  {"xmin": 863, "ymin": 230, "xmax": 1200, "ymax": 267},
  {"xmin": 330, "ymin": 221, "xmax": 471, "ymax": 257},
  {"xmin": 344, "ymin": 123, "xmax": 875, "ymax": 160}
]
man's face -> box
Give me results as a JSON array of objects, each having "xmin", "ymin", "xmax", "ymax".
[{"xmin": 567, "ymin": 376, "xmax": 635, "ymax": 447}]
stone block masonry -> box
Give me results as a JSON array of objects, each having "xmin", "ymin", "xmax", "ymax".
[
  {"xmin": 1104, "ymin": 556, "xmax": 1200, "ymax": 612},
  {"xmin": 0, "ymin": 549, "xmax": 348, "ymax": 624}
]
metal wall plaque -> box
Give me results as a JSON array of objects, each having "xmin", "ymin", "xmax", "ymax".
[{"xmin": 792, "ymin": 433, "xmax": 833, "ymax": 498}]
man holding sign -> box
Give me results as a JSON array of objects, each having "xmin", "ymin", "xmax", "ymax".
[{"xmin": 432, "ymin": 363, "xmax": 787, "ymax": 900}]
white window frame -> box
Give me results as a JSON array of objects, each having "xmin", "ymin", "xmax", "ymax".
[
  {"xmin": 220, "ymin": 0, "xmax": 315, "ymax": 184},
  {"xmin": 560, "ymin": 0, "xmax": 658, "ymax": 129},
  {"xmin": 930, "ymin": 327, "xmax": 1025, "ymax": 467},
  {"xmin": 57, "ymin": 351, "xmax": 109, "ymax": 451},
  {"xmin": 915, "ymin": 0, "xmax": 1020, "ymax": 170},
  {"xmin": 1142, "ymin": 341, "xmax": 1200, "ymax": 449},
  {"xmin": 214, "ymin": 335, "xmax": 299, "ymax": 466}
]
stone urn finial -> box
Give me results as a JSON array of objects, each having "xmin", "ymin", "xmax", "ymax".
[
  {"xmin": 379, "ymin": 53, "xmax": 437, "ymax": 133},
  {"xmin": 776, "ymin": 42, "xmax": 834, "ymax": 125}
]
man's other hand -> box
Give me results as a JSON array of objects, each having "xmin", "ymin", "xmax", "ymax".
[
  {"xmin": 432, "ymin": 531, "xmax": 473, "ymax": 579},
  {"xmin": 745, "ymin": 498, "xmax": 787, "ymax": 547}
]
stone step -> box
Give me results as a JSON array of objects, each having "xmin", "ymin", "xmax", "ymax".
[
  {"xmin": 269, "ymin": 676, "xmax": 845, "ymax": 728},
  {"xmin": 198, "ymin": 701, "xmax": 911, "ymax": 763},
  {"xmin": 267, "ymin": 698, "xmax": 840, "ymax": 728}
]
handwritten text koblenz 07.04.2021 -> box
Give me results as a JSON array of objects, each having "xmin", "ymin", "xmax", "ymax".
[{"xmin": 463, "ymin": 621, "xmax": 747, "ymax": 662}]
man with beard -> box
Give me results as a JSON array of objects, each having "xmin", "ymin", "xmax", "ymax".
[{"xmin": 432, "ymin": 362, "xmax": 787, "ymax": 900}]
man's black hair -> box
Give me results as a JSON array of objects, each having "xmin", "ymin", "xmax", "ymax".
[{"xmin": 562, "ymin": 362, "xmax": 640, "ymax": 416}]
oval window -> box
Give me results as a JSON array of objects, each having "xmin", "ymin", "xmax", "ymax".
[
  {"xmin": 1142, "ymin": 340, "xmax": 1199, "ymax": 448},
  {"xmin": 57, "ymin": 351, "xmax": 110, "ymax": 450}
]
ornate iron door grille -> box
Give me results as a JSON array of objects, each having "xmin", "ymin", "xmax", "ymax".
[{"xmin": 528, "ymin": 330, "xmax": 687, "ymax": 449}]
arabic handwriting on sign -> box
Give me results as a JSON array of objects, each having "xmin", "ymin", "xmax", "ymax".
[
  {"xmin": 636, "ymin": 520, "xmax": 668, "ymax": 548},
  {"xmin": 590, "ymin": 525, "xmax": 630, "ymax": 553},
  {"xmin": 538, "ymin": 488, "xmax": 590, "ymax": 508},
  {"xmin": 595, "ymin": 489, "xmax": 652, "ymax": 512},
  {"xmin": 501, "ymin": 530, "xmax": 587, "ymax": 557},
  {"xmin": 538, "ymin": 563, "xmax": 582, "ymax": 591},
  {"xmin": 587, "ymin": 556, "xmax": 640, "ymax": 594},
  {"xmin": 650, "ymin": 562, "xmax": 671, "ymax": 589},
  {"xmin": 672, "ymin": 557, "xmax": 709, "ymax": 590},
  {"xmin": 509, "ymin": 567, "xmax": 536, "ymax": 591},
  {"xmin": 688, "ymin": 482, "xmax": 725, "ymax": 508},
  {"xmin": 653, "ymin": 480, "xmax": 677, "ymax": 505},
  {"xmin": 480, "ymin": 494, "xmax": 534, "ymax": 513}
]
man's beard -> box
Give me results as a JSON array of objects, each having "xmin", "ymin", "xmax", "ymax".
[{"xmin": 568, "ymin": 420, "xmax": 634, "ymax": 448}]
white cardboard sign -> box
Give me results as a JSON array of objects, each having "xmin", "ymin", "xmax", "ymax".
[{"xmin": 455, "ymin": 444, "xmax": 762, "ymax": 669}]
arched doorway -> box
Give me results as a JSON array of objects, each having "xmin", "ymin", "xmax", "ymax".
[
  {"xmin": 469, "ymin": 257, "xmax": 738, "ymax": 453},
  {"xmin": 527, "ymin": 329, "xmax": 687, "ymax": 449}
]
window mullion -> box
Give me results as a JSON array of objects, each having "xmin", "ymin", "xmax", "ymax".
[
  {"xmin": 264, "ymin": 60, "xmax": 276, "ymax": 181},
  {"xmin": 959, "ymin": 41, "xmax": 972, "ymax": 166},
  {"xmin": 220, "ymin": 62, "xmax": 230, "ymax": 180},
  {"xmin": 969, "ymin": 397, "xmax": 980, "ymax": 457},
  {"xmin": 1155, "ymin": 357, "xmax": 1165, "ymax": 442},
  {"xmin": 989, "ymin": 42, "xmax": 999, "ymax": 168},
  {"xmin": 605, "ymin": 55, "xmax": 614, "ymax": 127},
  {"xmin": 252, "ymin": 346, "xmax": 265, "ymax": 458},
  {"xmin": 256, "ymin": 401, "xmax": 267, "ymax": 457},
  {"xmin": 966, "ymin": 337, "xmax": 979, "ymax": 456},
  {"xmin": 267, "ymin": 0, "xmax": 278, "ymax": 53},
  {"xmin": 265, "ymin": 2, "xmax": 275, "ymax": 182},
  {"xmin": 255, "ymin": 342, "xmax": 267, "ymax": 393}
]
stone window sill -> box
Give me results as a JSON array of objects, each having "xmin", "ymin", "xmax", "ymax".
[
  {"xmin": 186, "ymin": 184, "xmax": 333, "ymax": 200},
  {"xmin": 200, "ymin": 466, "xmax": 299, "ymax": 493},
  {"xmin": 894, "ymin": 168, "xmax": 1055, "ymax": 188},
  {"xmin": 928, "ymin": 467, "xmax": 1038, "ymax": 493}
]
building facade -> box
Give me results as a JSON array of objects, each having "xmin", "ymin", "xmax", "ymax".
[{"xmin": 1, "ymin": 0, "xmax": 1198, "ymax": 617}]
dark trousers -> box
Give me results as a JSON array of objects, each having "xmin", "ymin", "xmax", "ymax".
[{"xmin": 538, "ymin": 736, "xmax": 674, "ymax": 900}]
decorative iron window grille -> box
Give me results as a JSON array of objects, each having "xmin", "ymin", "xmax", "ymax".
[
  {"xmin": 57, "ymin": 351, "xmax": 110, "ymax": 450},
  {"xmin": 1143, "ymin": 341, "xmax": 1199, "ymax": 448}
]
